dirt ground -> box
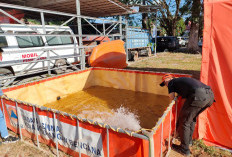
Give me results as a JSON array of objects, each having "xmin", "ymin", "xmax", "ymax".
[
  {"xmin": 0, "ymin": 141, "xmax": 49, "ymax": 157},
  {"xmin": 0, "ymin": 130, "xmax": 72, "ymax": 157},
  {"xmin": 1, "ymin": 131, "xmax": 231, "ymax": 157},
  {"xmin": 168, "ymin": 138, "xmax": 232, "ymax": 157}
]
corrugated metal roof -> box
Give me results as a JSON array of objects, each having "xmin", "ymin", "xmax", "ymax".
[{"xmin": 0, "ymin": 0, "xmax": 134, "ymax": 17}]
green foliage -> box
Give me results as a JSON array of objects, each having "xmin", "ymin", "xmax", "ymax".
[
  {"xmin": 120, "ymin": 1, "xmax": 184, "ymax": 36},
  {"xmin": 180, "ymin": 0, "xmax": 192, "ymax": 17},
  {"xmin": 27, "ymin": 19, "xmax": 41, "ymax": 25},
  {"xmin": 147, "ymin": 42, "xmax": 155, "ymax": 49},
  {"xmin": 176, "ymin": 18, "xmax": 186, "ymax": 36},
  {"xmin": 147, "ymin": 43, "xmax": 152, "ymax": 47},
  {"xmin": 180, "ymin": 0, "xmax": 203, "ymax": 22},
  {"xmin": 159, "ymin": 27, "xmax": 167, "ymax": 36},
  {"xmin": 24, "ymin": 19, "xmax": 66, "ymax": 26},
  {"xmin": 48, "ymin": 21, "xmax": 66, "ymax": 26},
  {"xmin": 193, "ymin": 139, "xmax": 232, "ymax": 156}
]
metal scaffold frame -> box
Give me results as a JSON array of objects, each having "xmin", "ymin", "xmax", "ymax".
[
  {"xmin": 0, "ymin": 1, "xmax": 160, "ymax": 87},
  {"xmin": 0, "ymin": 1, "xmax": 126, "ymax": 86}
]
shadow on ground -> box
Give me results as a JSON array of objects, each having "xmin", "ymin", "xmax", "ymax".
[
  {"xmin": 126, "ymin": 67, "xmax": 200, "ymax": 79},
  {"xmin": 156, "ymin": 46, "xmax": 202, "ymax": 54}
]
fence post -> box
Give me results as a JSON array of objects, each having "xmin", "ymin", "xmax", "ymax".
[
  {"xmin": 53, "ymin": 112, "xmax": 59, "ymax": 157},
  {"xmin": 168, "ymin": 109, "xmax": 172, "ymax": 150},
  {"xmin": 142, "ymin": 130, "xmax": 154, "ymax": 157},
  {"xmin": 47, "ymin": 51, "xmax": 51, "ymax": 75},
  {"xmin": 33, "ymin": 106, "xmax": 40, "ymax": 148},
  {"xmin": 107, "ymin": 128, "xmax": 110, "ymax": 157},
  {"xmin": 77, "ymin": 119, "xmax": 81, "ymax": 157},
  {"xmin": 174, "ymin": 103, "xmax": 178, "ymax": 139},
  {"xmin": 160, "ymin": 121, "xmax": 163, "ymax": 157},
  {"xmin": 165, "ymin": 109, "xmax": 173, "ymax": 157},
  {"xmin": 15, "ymin": 101, "xmax": 23, "ymax": 140}
]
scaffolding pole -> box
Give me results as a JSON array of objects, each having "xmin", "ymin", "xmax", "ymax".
[
  {"xmin": 125, "ymin": 19, "xmax": 129, "ymax": 62},
  {"xmin": 76, "ymin": 0, "xmax": 85, "ymax": 70},
  {"xmin": 119, "ymin": 16, "xmax": 123, "ymax": 40}
]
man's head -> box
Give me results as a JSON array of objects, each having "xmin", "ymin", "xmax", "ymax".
[{"xmin": 160, "ymin": 74, "xmax": 173, "ymax": 87}]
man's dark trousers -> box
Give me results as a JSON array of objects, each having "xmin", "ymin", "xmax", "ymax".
[{"xmin": 177, "ymin": 88, "xmax": 214, "ymax": 151}]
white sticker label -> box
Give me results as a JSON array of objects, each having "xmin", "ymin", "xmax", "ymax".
[{"xmin": 5, "ymin": 104, "xmax": 104, "ymax": 157}]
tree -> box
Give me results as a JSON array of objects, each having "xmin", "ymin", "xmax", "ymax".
[
  {"xmin": 120, "ymin": 0, "xmax": 182, "ymax": 36},
  {"xmin": 142, "ymin": 0, "xmax": 148, "ymax": 29},
  {"xmin": 152, "ymin": 0, "xmax": 182, "ymax": 36},
  {"xmin": 180, "ymin": 0, "xmax": 203, "ymax": 53}
]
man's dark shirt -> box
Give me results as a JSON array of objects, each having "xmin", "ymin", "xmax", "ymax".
[{"xmin": 168, "ymin": 77, "xmax": 210, "ymax": 98}]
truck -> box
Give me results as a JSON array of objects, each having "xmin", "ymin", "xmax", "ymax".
[
  {"xmin": 0, "ymin": 24, "xmax": 79, "ymax": 86},
  {"xmin": 126, "ymin": 27, "xmax": 152, "ymax": 61}
]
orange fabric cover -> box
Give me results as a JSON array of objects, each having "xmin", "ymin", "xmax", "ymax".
[
  {"xmin": 200, "ymin": 0, "xmax": 232, "ymax": 149},
  {"xmin": 88, "ymin": 40, "xmax": 127, "ymax": 69}
]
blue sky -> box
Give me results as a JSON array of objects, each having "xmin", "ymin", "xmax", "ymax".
[{"xmin": 95, "ymin": 0, "xmax": 187, "ymax": 27}]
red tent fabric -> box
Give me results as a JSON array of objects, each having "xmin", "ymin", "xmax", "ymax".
[
  {"xmin": 0, "ymin": 9, "xmax": 24, "ymax": 23},
  {"xmin": 199, "ymin": 0, "xmax": 232, "ymax": 149}
]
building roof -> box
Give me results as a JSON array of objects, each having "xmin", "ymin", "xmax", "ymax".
[{"xmin": 0, "ymin": 0, "xmax": 134, "ymax": 17}]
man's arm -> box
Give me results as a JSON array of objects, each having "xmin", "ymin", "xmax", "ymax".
[{"xmin": 169, "ymin": 92, "xmax": 175, "ymax": 101}]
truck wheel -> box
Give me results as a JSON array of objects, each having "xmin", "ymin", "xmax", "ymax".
[
  {"xmin": 0, "ymin": 68, "xmax": 14, "ymax": 87},
  {"xmin": 133, "ymin": 51, "xmax": 139, "ymax": 61},
  {"xmin": 128, "ymin": 51, "xmax": 134, "ymax": 61},
  {"xmin": 54, "ymin": 59, "xmax": 67, "ymax": 74}
]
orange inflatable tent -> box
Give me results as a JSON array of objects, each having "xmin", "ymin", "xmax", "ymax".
[
  {"xmin": 199, "ymin": 0, "xmax": 232, "ymax": 150},
  {"xmin": 88, "ymin": 40, "xmax": 127, "ymax": 69}
]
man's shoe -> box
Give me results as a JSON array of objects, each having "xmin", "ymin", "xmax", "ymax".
[
  {"xmin": 189, "ymin": 140, "xmax": 193, "ymax": 146},
  {"xmin": 2, "ymin": 136, "xmax": 19, "ymax": 144},
  {"xmin": 172, "ymin": 144, "xmax": 190, "ymax": 156}
]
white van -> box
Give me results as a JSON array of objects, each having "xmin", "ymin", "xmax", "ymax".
[{"xmin": 0, "ymin": 24, "xmax": 79, "ymax": 86}]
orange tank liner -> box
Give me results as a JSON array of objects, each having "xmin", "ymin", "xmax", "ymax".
[{"xmin": 88, "ymin": 40, "xmax": 127, "ymax": 69}]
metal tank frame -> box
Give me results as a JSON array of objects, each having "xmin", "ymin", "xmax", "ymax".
[{"xmin": 0, "ymin": 67, "xmax": 191, "ymax": 157}]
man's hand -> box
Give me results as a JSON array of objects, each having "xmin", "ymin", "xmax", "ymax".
[{"xmin": 169, "ymin": 92, "xmax": 175, "ymax": 100}]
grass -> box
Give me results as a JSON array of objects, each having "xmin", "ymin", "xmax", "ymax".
[
  {"xmin": 193, "ymin": 139, "xmax": 216, "ymax": 156},
  {"xmin": 127, "ymin": 52, "xmax": 202, "ymax": 79},
  {"xmin": 192, "ymin": 139, "xmax": 232, "ymax": 156}
]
